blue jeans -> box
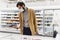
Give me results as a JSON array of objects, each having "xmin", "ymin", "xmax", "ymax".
[{"xmin": 23, "ymin": 27, "xmax": 32, "ymax": 35}]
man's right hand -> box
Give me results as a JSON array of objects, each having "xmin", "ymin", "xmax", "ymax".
[{"xmin": 13, "ymin": 26, "xmax": 19, "ymax": 29}]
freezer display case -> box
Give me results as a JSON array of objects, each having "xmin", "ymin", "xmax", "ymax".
[
  {"xmin": 43, "ymin": 10, "xmax": 54, "ymax": 36},
  {"xmin": 35, "ymin": 10, "xmax": 44, "ymax": 35},
  {"xmin": 35, "ymin": 9, "xmax": 54, "ymax": 37},
  {"xmin": 0, "ymin": 10, "xmax": 20, "ymax": 34},
  {"xmin": 0, "ymin": 9, "xmax": 54, "ymax": 37}
]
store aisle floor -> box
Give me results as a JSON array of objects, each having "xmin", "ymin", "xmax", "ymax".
[
  {"xmin": 0, "ymin": 27, "xmax": 60, "ymax": 40},
  {"xmin": 0, "ymin": 32, "xmax": 55, "ymax": 40}
]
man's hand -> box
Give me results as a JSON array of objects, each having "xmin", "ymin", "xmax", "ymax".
[{"xmin": 13, "ymin": 26, "xmax": 19, "ymax": 29}]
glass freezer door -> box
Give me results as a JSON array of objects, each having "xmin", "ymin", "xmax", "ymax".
[
  {"xmin": 36, "ymin": 10, "xmax": 54, "ymax": 37},
  {"xmin": 43, "ymin": 10, "xmax": 54, "ymax": 36}
]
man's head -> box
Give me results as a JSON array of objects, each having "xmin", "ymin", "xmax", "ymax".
[{"xmin": 16, "ymin": 2, "xmax": 25, "ymax": 9}]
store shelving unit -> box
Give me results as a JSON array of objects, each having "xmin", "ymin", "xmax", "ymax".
[
  {"xmin": 1, "ymin": 10, "xmax": 19, "ymax": 27},
  {"xmin": 43, "ymin": 10, "xmax": 54, "ymax": 36},
  {"xmin": 1, "ymin": 9, "xmax": 54, "ymax": 37},
  {"xmin": 35, "ymin": 10, "xmax": 44, "ymax": 35},
  {"xmin": 35, "ymin": 9, "xmax": 54, "ymax": 37}
]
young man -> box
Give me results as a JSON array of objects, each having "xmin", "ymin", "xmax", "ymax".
[{"xmin": 16, "ymin": 2, "xmax": 38, "ymax": 35}]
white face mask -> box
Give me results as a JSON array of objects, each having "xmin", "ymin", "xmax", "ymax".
[{"xmin": 19, "ymin": 8, "xmax": 24, "ymax": 12}]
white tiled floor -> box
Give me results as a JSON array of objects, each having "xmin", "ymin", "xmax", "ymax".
[
  {"xmin": 0, "ymin": 27, "xmax": 60, "ymax": 40},
  {"xmin": 0, "ymin": 32, "xmax": 55, "ymax": 40}
]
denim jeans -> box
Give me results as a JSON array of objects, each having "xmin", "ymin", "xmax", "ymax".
[{"xmin": 23, "ymin": 27, "xmax": 32, "ymax": 35}]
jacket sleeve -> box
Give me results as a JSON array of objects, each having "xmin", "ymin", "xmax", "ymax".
[
  {"xmin": 32, "ymin": 10, "xmax": 38, "ymax": 34},
  {"xmin": 18, "ymin": 13, "xmax": 23, "ymax": 34},
  {"xmin": 18, "ymin": 13, "xmax": 21, "ymax": 24}
]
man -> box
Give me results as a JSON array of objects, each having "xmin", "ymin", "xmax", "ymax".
[{"xmin": 16, "ymin": 2, "xmax": 38, "ymax": 35}]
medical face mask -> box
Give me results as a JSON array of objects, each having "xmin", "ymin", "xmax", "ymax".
[{"xmin": 19, "ymin": 8, "xmax": 24, "ymax": 12}]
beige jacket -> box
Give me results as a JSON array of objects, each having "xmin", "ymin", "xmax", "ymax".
[{"xmin": 19, "ymin": 8, "xmax": 38, "ymax": 35}]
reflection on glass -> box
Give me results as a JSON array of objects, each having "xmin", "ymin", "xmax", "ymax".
[{"xmin": 44, "ymin": 24, "xmax": 50, "ymax": 26}]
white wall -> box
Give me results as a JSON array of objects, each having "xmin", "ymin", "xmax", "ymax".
[{"xmin": 0, "ymin": 0, "xmax": 60, "ymax": 9}]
